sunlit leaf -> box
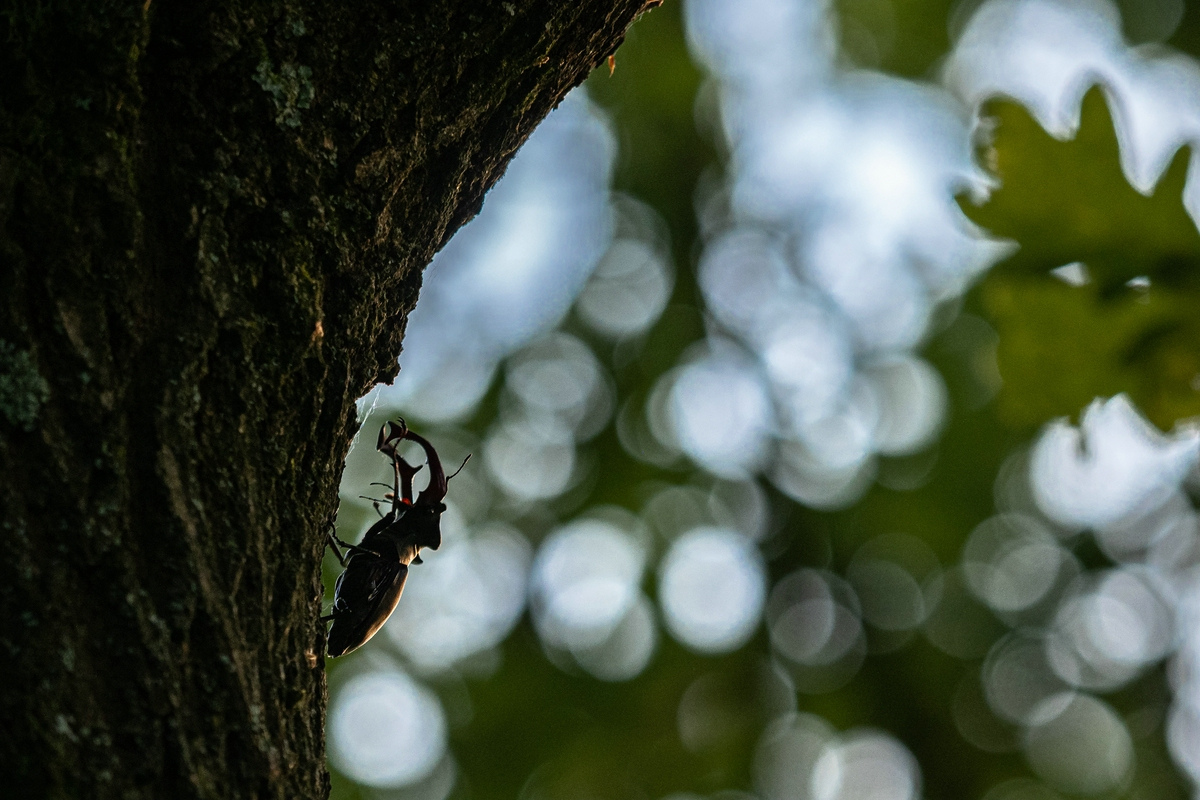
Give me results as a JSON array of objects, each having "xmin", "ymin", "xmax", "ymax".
[{"xmin": 962, "ymin": 87, "xmax": 1200, "ymax": 429}]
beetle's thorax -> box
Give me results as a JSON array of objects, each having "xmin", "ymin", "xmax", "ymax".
[
  {"xmin": 371, "ymin": 512, "xmax": 442, "ymax": 562},
  {"xmin": 393, "ymin": 537, "xmax": 425, "ymax": 565}
]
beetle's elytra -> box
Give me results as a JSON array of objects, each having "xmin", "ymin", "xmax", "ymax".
[{"xmin": 322, "ymin": 419, "xmax": 449, "ymax": 657}]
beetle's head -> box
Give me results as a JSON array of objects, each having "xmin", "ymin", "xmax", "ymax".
[{"xmin": 407, "ymin": 502, "xmax": 444, "ymax": 551}]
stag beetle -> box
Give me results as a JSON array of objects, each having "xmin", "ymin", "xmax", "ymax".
[{"xmin": 322, "ymin": 419, "xmax": 449, "ymax": 657}]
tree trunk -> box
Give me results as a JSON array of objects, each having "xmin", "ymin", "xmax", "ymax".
[{"xmin": 0, "ymin": 1, "xmax": 652, "ymax": 796}]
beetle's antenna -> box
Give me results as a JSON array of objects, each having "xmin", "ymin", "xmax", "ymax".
[
  {"xmin": 447, "ymin": 453, "xmax": 471, "ymax": 481},
  {"xmin": 359, "ymin": 497, "xmax": 390, "ymax": 518}
]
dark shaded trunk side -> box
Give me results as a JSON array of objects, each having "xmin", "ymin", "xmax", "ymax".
[{"xmin": 0, "ymin": 1, "xmax": 653, "ymax": 797}]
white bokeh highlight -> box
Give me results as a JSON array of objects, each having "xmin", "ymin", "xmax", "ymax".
[
  {"xmin": 755, "ymin": 715, "xmax": 922, "ymax": 800},
  {"xmin": 972, "ymin": 394, "xmax": 1200, "ymax": 792},
  {"xmin": 529, "ymin": 510, "xmax": 658, "ymax": 680},
  {"xmin": 677, "ymin": 0, "xmax": 1008, "ymax": 506},
  {"xmin": 659, "ymin": 526, "xmax": 767, "ymax": 653},
  {"xmin": 1031, "ymin": 394, "xmax": 1200, "ymax": 529},
  {"xmin": 946, "ymin": 0, "xmax": 1200, "ymax": 227},
  {"xmin": 329, "ymin": 670, "xmax": 448, "ymax": 788}
]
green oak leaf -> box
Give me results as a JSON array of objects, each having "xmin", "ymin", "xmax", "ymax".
[{"xmin": 960, "ymin": 86, "xmax": 1200, "ymax": 430}]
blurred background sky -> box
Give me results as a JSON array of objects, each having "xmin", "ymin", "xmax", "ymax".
[{"xmin": 325, "ymin": 2, "xmax": 1200, "ymax": 799}]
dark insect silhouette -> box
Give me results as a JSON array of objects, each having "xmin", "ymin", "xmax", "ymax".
[{"xmin": 322, "ymin": 419, "xmax": 449, "ymax": 657}]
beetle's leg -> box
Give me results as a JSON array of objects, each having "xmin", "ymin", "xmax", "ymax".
[
  {"xmin": 327, "ymin": 532, "xmax": 384, "ymax": 564},
  {"xmin": 330, "ymin": 532, "xmax": 360, "ymax": 550},
  {"xmin": 325, "ymin": 532, "xmax": 349, "ymax": 567},
  {"xmin": 341, "ymin": 540, "xmax": 385, "ymax": 558},
  {"xmin": 322, "ymin": 594, "xmax": 356, "ymax": 621}
]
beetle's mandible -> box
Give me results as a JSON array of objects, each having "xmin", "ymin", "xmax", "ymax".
[{"xmin": 322, "ymin": 419, "xmax": 450, "ymax": 657}]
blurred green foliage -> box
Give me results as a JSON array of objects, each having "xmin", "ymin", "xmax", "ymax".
[
  {"xmin": 836, "ymin": 0, "xmax": 957, "ymax": 76},
  {"xmin": 329, "ymin": 3, "xmax": 1200, "ymax": 800},
  {"xmin": 964, "ymin": 89, "xmax": 1200, "ymax": 430}
]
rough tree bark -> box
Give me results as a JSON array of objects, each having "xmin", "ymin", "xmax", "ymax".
[{"xmin": 0, "ymin": 1, "xmax": 655, "ymax": 797}]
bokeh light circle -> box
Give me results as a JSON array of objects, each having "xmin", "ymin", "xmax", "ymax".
[
  {"xmin": 812, "ymin": 729, "xmax": 922, "ymax": 800},
  {"xmin": 531, "ymin": 513, "xmax": 648, "ymax": 652},
  {"xmin": 1023, "ymin": 692, "xmax": 1133, "ymax": 795},
  {"xmin": 659, "ymin": 526, "xmax": 767, "ymax": 653},
  {"xmin": 329, "ymin": 670, "xmax": 448, "ymax": 788},
  {"xmin": 963, "ymin": 514, "xmax": 1064, "ymax": 613}
]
